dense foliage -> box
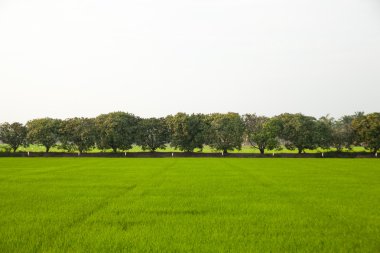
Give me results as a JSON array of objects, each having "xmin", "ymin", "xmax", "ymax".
[
  {"xmin": 273, "ymin": 113, "xmax": 319, "ymax": 154},
  {"xmin": 352, "ymin": 113, "xmax": 380, "ymax": 154},
  {"xmin": 243, "ymin": 114, "xmax": 280, "ymax": 154},
  {"xmin": 26, "ymin": 118, "xmax": 62, "ymax": 152},
  {"xmin": 1, "ymin": 112, "xmax": 379, "ymax": 153},
  {"xmin": 95, "ymin": 112, "xmax": 139, "ymax": 152},
  {"xmin": 136, "ymin": 117, "xmax": 169, "ymax": 152},
  {"xmin": 166, "ymin": 113, "xmax": 208, "ymax": 152},
  {"xmin": 59, "ymin": 117, "xmax": 97, "ymax": 153},
  {"xmin": 0, "ymin": 122, "xmax": 27, "ymax": 152},
  {"xmin": 207, "ymin": 113, "xmax": 245, "ymax": 153}
]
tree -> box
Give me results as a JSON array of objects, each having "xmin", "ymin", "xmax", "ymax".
[
  {"xmin": 208, "ymin": 113, "xmax": 245, "ymax": 153},
  {"xmin": 352, "ymin": 113, "xmax": 380, "ymax": 154},
  {"xmin": 166, "ymin": 113, "xmax": 208, "ymax": 152},
  {"xmin": 136, "ymin": 117, "xmax": 169, "ymax": 152},
  {"xmin": 330, "ymin": 115, "xmax": 356, "ymax": 152},
  {"xmin": 0, "ymin": 122, "xmax": 27, "ymax": 152},
  {"xmin": 274, "ymin": 113, "xmax": 318, "ymax": 154},
  {"xmin": 315, "ymin": 115, "xmax": 334, "ymax": 150},
  {"xmin": 59, "ymin": 117, "xmax": 97, "ymax": 153},
  {"xmin": 26, "ymin": 118, "xmax": 61, "ymax": 152},
  {"xmin": 243, "ymin": 114, "xmax": 280, "ymax": 154},
  {"xmin": 95, "ymin": 112, "xmax": 139, "ymax": 152}
]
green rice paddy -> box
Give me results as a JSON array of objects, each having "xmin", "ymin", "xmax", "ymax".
[{"xmin": 0, "ymin": 158, "xmax": 379, "ymax": 252}]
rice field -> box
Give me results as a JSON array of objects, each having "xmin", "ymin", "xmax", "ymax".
[{"xmin": 0, "ymin": 158, "xmax": 379, "ymax": 252}]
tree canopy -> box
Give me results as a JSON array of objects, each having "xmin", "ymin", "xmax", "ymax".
[
  {"xmin": 352, "ymin": 113, "xmax": 380, "ymax": 154},
  {"xmin": 274, "ymin": 113, "xmax": 318, "ymax": 154},
  {"xmin": 136, "ymin": 117, "xmax": 169, "ymax": 152},
  {"xmin": 26, "ymin": 118, "xmax": 61, "ymax": 152},
  {"xmin": 0, "ymin": 122, "xmax": 27, "ymax": 152},
  {"xmin": 60, "ymin": 117, "xmax": 97, "ymax": 153},
  {"xmin": 167, "ymin": 113, "xmax": 208, "ymax": 152},
  {"xmin": 330, "ymin": 115, "xmax": 356, "ymax": 151},
  {"xmin": 208, "ymin": 112, "xmax": 245, "ymax": 153},
  {"xmin": 243, "ymin": 114, "xmax": 280, "ymax": 154},
  {"xmin": 95, "ymin": 112, "xmax": 139, "ymax": 152},
  {"xmin": 1, "ymin": 111, "xmax": 379, "ymax": 154}
]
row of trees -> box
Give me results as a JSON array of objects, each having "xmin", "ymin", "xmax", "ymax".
[{"xmin": 0, "ymin": 112, "xmax": 379, "ymax": 154}]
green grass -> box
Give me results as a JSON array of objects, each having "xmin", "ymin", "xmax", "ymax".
[{"xmin": 0, "ymin": 158, "xmax": 379, "ymax": 252}]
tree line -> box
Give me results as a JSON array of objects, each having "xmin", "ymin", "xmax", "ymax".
[{"xmin": 0, "ymin": 112, "xmax": 379, "ymax": 154}]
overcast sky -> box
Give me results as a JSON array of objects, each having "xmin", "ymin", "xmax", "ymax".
[{"xmin": 0, "ymin": 0, "xmax": 379, "ymax": 123}]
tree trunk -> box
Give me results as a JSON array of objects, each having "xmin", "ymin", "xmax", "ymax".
[
  {"xmin": 223, "ymin": 148, "xmax": 228, "ymax": 154},
  {"xmin": 112, "ymin": 147, "xmax": 117, "ymax": 153},
  {"xmin": 13, "ymin": 147, "xmax": 18, "ymax": 153},
  {"xmin": 46, "ymin": 146, "xmax": 50, "ymax": 153},
  {"xmin": 298, "ymin": 148, "xmax": 302, "ymax": 154},
  {"xmin": 259, "ymin": 148, "xmax": 265, "ymax": 154}
]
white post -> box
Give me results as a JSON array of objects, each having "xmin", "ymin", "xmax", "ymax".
[
  {"xmin": 376, "ymin": 152, "xmax": 378, "ymax": 157},
  {"xmin": 28, "ymin": 151, "xmax": 30, "ymax": 157},
  {"xmin": 222, "ymin": 151, "xmax": 224, "ymax": 156},
  {"xmin": 78, "ymin": 152, "xmax": 80, "ymax": 156},
  {"xmin": 322, "ymin": 152, "xmax": 324, "ymax": 158},
  {"xmin": 172, "ymin": 152, "xmax": 174, "ymax": 157},
  {"xmin": 272, "ymin": 152, "xmax": 275, "ymax": 157},
  {"xmin": 125, "ymin": 152, "xmax": 127, "ymax": 157}
]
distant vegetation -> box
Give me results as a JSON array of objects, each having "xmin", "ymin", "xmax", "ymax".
[{"xmin": 0, "ymin": 112, "xmax": 379, "ymax": 154}]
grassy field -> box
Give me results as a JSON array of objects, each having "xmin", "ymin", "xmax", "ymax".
[{"xmin": 0, "ymin": 158, "xmax": 379, "ymax": 252}]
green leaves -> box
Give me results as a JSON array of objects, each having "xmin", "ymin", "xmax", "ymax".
[
  {"xmin": 274, "ymin": 113, "xmax": 319, "ymax": 153},
  {"xmin": 1, "ymin": 111, "xmax": 379, "ymax": 154},
  {"xmin": 136, "ymin": 118, "xmax": 169, "ymax": 152},
  {"xmin": 330, "ymin": 115, "xmax": 356, "ymax": 151},
  {"xmin": 167, "ymin": 113, "xmax": 208, "ymax": 152},
  {"xmin": 244, "ymin": 114, "xmax": 280, "ymax": 154},
  {"xmin": 26, "ymin": 118, "xmax": 61, "ymax": 152},
  {"xmin": 207, "ymin": 113, "xmax": 245, "ymax": 153},
  {"xmin": 0, "ymin": 122, "xmax": 27, "ymax": 152},
  {"xmin": 60, "ymin": 118, "xmax": 97, "ymax": 153},
  {"xmin": 95, "ymin": 112, "xmax": 139, "ymax": 152},
  {"xmin": 352, "ymin": 113, "xmax": 380, "ymax": 153}
]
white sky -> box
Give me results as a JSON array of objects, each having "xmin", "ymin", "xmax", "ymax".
[{"xmin": 0, "ymin": 0, "xmax": 379, "ymax": 123}]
